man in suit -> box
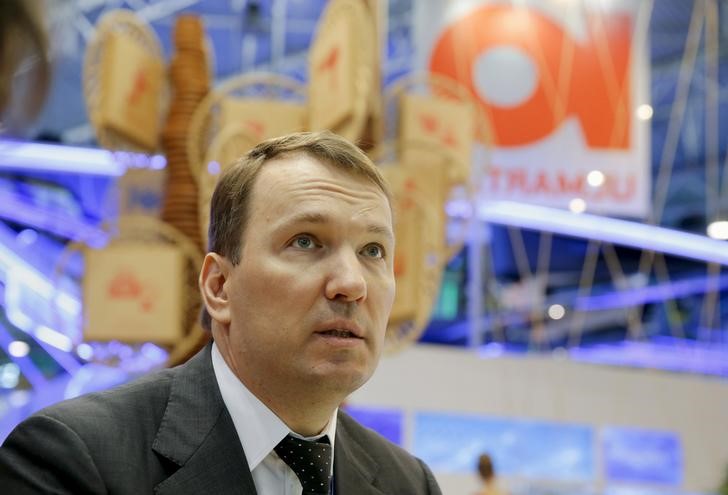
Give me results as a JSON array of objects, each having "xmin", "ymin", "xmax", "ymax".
[{"xmin": 0, "ymin": 131, "xmax": 442, "ymax": 494}]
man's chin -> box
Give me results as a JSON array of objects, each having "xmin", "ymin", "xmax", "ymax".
[{"xmin": 307, "ymin": 365, "xmax": 373, "ymax": 395}]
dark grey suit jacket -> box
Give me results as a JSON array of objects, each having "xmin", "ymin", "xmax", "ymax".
[{"xmin": 0, "ymin": 344, "xmax": 441, "ymax": 494}]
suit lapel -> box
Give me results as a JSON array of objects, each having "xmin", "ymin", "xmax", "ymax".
[
  {"xmin": 334, "ymin": 415, "xmax": 386, "ymax": 495},
  {"xmin": 152, "ymin": 344, "xmax": 257, "ymax": 494}
]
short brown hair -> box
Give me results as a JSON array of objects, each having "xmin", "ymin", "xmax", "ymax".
[
  {"xmin": 201, "ymin": 130, "xmax": 391, "ymax": 330},
  {"xmin": 478, "ymin": 453, "xmax": 495, "ymax": 481}
]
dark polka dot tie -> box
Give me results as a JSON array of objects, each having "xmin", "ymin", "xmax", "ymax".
[{"xmin": 274, "ymin": 434, "xmax": 332, "ymax": 494}]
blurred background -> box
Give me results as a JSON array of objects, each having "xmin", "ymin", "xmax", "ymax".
[{"xmin": 1, "ymin": 0, "xmax": 727, "ymax": 494}]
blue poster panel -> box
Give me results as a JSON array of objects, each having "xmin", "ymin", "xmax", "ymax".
[
  {"xmin": 413, "ymin": 412, "xmax": 595, "ymax": 482},
  {"xmin": 602, "ymin": 427, "xmax": 682, "ymax": 486}
]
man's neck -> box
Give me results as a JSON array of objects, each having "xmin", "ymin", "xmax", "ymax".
[{"xmin": 242, "ymin": 374, "xmax": 342, "ymax": 436}]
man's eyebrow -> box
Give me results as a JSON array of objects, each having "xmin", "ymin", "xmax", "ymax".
[
  {"xmin": 286, "ymin": 212, "xmax": 328, "ymax": 225},
  {"xmin": 367, "ymin": 224, "xmax": 394, "ymax": 242},
  {"xmin": 284, "ymin": 212, "xmax": 394, "ymax": 241}
]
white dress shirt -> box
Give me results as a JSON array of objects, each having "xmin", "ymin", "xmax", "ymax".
[{"xmin": 211, "ymin": 342, "xmax": 337, "ymax": 495}]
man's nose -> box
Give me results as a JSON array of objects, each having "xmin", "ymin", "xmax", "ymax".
[{"xmin": 324, "ymin": 249, "xmax": 367, "ymax": 302}]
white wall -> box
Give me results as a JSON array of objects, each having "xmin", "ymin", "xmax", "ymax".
[{"xmin": 350, "ymin": 344, "xmax": 728, "ymax": 494}]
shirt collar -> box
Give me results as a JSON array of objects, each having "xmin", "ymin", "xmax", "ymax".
[{"xmin": 211, "ymin": 341, "xmax": 337, "ymax": 471}]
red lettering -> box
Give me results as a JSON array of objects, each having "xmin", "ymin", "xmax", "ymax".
[
  {"xmin": 442, "ymin": 130, "xmax": 458, "ymax": 148},
  {"xmin": 140, "ymin": 298, "xmax": 154, "ymax": 313},
  {"xmin": 558, "ymin": 174, "xmax": 585, "ymax": 194},
  {"xmin": 318, "ymin": 46, "xmax": 339, "ymax": 88},
  {"xmin": 488, "ymin": 166, "xmax": 635, "ymax": 202},
  {"xmin": 394, "ymin": 253, "xmax": 406, "ymax": 276},
  {"xmin": 488, "ymin": 166, "xmax": 503, "ymax": 191},
  {"xmin": 418, "ymin": 113, "xmax": 462, "ymax": 149},
  {"xmin": 532, "ymin": 172, "xmax": 550, "ymax": 194},
  {"xmin": 127, "ymin": 70, "xmax": 148, "ymax": 106},
  {"xmin": 245, "ymin": 120, "xmax": 265, "ymax": 138},
  {"xmin": 602, "ymin": 174, "xmax": 635, "ymax": 201},
  {"xmin": 107, "ymin": 270, "xmax": 159, "ymax": 313},
  {"xmin": 506, "ymin": 168, "xmax": 528, "ymax": 193},
  {"xmin": 108, "ymin": 270, "xmax": 142, "ymax": 299},
  {"xmin": 139, "ymin": 286, "xmax": 157, "ymax": 313},
  {"xmin": 400, "ymin": 181, "xmax": 416, "ymax": 210},
  {"xmin": 420, "ymin": 113, "xmax": 439, "ymax": 134}
]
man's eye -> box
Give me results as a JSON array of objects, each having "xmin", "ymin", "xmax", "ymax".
[
  {"xmin": 292, "ymin": 235, "xmax": 317, "ymax": 249},
  {"xmin": 361, "ymin": 243, "xmax": 384, "ymax": 259}
]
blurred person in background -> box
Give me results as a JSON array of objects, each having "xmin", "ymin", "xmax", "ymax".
[{"xmin": 475, "ymin": 453, "xmax": 509, "ymax": 495}]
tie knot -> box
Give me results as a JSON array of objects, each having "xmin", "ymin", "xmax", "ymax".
[{"xmin": 274, "ymin": 434, "xmax": 332, "ymax": 494}]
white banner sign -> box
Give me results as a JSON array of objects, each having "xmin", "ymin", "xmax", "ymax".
[{"xmin": 414, "ymin": 0, "xmax": 651, "ymax": 217}]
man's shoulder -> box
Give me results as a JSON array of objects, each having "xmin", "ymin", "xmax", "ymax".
[
  {"xmin": 0, "ymin": 365, "xmax": 189, "ymax": 493},
  {"xmin": 336, "ymin": 410, "xmax": 441, "ymax": 494}
]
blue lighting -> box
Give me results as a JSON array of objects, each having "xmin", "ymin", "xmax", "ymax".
[
  {"xmin": 0, "ymin": 139, "xmax": 166, "ymax": 176},
  {"xmin": 343, "ymin": 405, "xmax": 403, "ymax": 446},
  {"xmin": 15, "ymin": 229, "xmax": 38, "ymax": 246},
  {"xmin": 207, "ymin": 161, "xmax": 221, "ymax": 175},
  {"xmin": 476, "ymin": 201, "xmax": 728, "ymax": 266},
  {"xmin": 570, "ymin": 338, "xmax": 728, "ymax": 378},
  {"xmin": 602, "ymin": 427, "xmax": 682, "ymax": 486}
]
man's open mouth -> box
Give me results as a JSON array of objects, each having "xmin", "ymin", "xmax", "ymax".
[{"xmin": 318, "ymin": 329, "xmax": 360, "ymax": 338}]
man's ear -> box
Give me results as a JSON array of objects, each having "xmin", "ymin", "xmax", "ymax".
[{"xmin": 199, "ymin": 253, "xmax": 232, "ymax": 326}]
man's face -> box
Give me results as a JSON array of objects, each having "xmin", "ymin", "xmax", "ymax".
[{"xmin": 222, "ymin": 153, "xmax": 395, "ymax": 399}]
